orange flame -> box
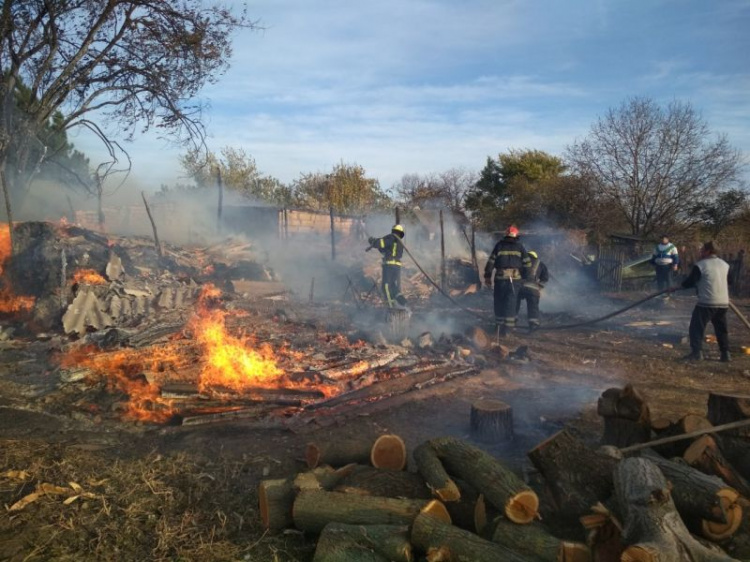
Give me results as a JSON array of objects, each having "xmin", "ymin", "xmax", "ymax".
[
  {"xmin": 72, "ymin": 269, "xmax": 107, "ymax": 285},
  {"xmin": 0, "ymin": 223, "xmax": 35, "ymax": 314}
]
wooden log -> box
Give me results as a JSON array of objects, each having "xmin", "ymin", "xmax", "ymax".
[
  {"xmin": 598, "ymin": 385, "xmax": 651, "ymax": 448},
  {"xmin": 641, "ymin": 452, "xmax": 743, "ymax": 540},
  {"xmin": 306, "ymin": 438, "xmax": 372, "ymax": 469},
  {"xmin": 413, "ymin": 442, "xmax": 461, "ymax": 502},
  {"xmin": 490, "ymin": 518, "xmax": 591, "ymax": 562},
  {"xmin": 527, "ymin": 430, "xmax": 616, "ymax": 517},
  {"xmin": 466, "ymin": 326, "xmax": 490, "ymax": 350},
  {"xmin": 371, "ymin": 434, "xmax": 407, "ymax": 470},
  {"xmin": 333, "ymin": 465, "xmax": 432, "ymax": 499},
  {"xmin": 313, "ymin": 523, "xmax": 413, "ymax": 562},
  {"xmin": 428, "ymin": 437, "xmax": 539, "ymax": 523},
  {"xmin": 259, "ymin": 478, "xmax": 294, "ymax": 532},
  {"xmin": 473, "ymin": 493, "xmax": 500, "ymax": 537},
  {"xmin": 684, "ymin": 435, "xmax": 750, "ymax": 498},
  {"xmin": 294, "ymin": 465, "xmax": 357, "ymax": 492},
  {"xmin": 708, "ymin": 393, "xmax": 750, "ymax": 438},
  {"xmin": 579, "ymin": 504, "xmax": 624, "ymax": 562},
  {"xmin": 620, "ymin": 419, "xmax": 750, "ymax": 455},
  {"xmin": 440, "ymin": 478, "xmax": 481, "ymax": 532},
  {"xmin": 319, "ymin": 351, "xmax": 402, "ymax": 381},
  {"xmin": 410, "ymin": 512, "xmax": 529, "ymax": 562},
  {"xmin": 292, "ymin": 490, "xmax": 449, "ymax": 533},
  {"xmin": 717, "ymin": 435, "xmax": 750, "ymax": 481},
  {"xmin": 469, "ymin": 399, "xmax": 513, "ymax": 443},
  {"xmin": 651, "ymin": 414, "xmax": 714, "ymax": 458},
  {"xmin": 614, "ymin": 457, "xmax": 736, "ymax": 562}
]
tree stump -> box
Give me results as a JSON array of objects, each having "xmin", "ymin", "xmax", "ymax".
[
  {"xmin": 598, "ymin": 385, "xmax": 651, "ymax": 448},
  {"xmin": 470, "ymin": 399, "xmax": 513, "ymax": 443}
]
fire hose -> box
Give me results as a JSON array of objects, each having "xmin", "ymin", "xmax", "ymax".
[{"xmin": 383, "ymin": 238, "xmax": 750, "ymax": 333}]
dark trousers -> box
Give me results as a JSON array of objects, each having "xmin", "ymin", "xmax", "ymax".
[
  {"xmin": 689, "ymin": 305, "xmax": 729, "ymax": 353},
  {"xmin": 655, "ymin": 265, "xmax": 672, "ymax": 291},
  {"xmin": 516, "ymin": 287, "xmax": 541, "ymax": 326},
  {"xmin": 382, "ymin": 264, "xmax": 406, "ymax": 307},
  {"xmin": 493, "ymin": 279, "xmax": 519, "ymax": 327}
]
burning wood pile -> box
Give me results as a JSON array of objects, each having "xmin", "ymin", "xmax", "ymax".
[{"xmin": 259, "ymin": 386, "xmax": 750, "ymax": 561}]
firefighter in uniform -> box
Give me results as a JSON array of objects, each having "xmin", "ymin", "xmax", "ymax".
[
  {"xmin": 516, "ymin": 250, "xmax": 549, "ymax": 331},
  {"xmin": 368, "ymin": 225, "xmax": 407, "ymax": 308},
  {"xmin": 484, "ymin": 225, "xmax": 531, "ymax": 335}
]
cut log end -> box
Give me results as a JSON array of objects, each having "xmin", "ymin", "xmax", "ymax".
[
  {"xmin": 621, "ymin": 544, "xmax": 659, "ymax": 562},
  {"xmin": 306, "ymin": 442, "xmax": 321, "ymax": 468},
  {"xmin": 467, "ymin": 326, "xmax": 490, "ymax": 350},
  {"xmin": 561, "ymin": 542, "xmax": 592, "ymax": 562},
  {"xmin": 371, "ymin": 434, "xmax": 407, "ymax": 471},
  {"xmin": 420, "ymin": 499, "xmax": 452, "ymax": 524},
  {"xmin": 701, "ymin": 489, "xmax": 742, "ymax": 540},
  {"xmin": 470, "ymin": 399, "xmax": 513, "ymax": 443},
  {"xmin": 505, "ymin": 490, "xmax": 540, "ymax": 524}
]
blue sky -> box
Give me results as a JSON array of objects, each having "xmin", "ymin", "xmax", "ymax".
[{"xmin": 73, "ymin": 0, "xmax": 750, "ymax": 192}]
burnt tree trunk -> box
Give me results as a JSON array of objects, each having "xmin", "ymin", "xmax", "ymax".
[
  {"xmin": 527, "ymin": 430, "xmax": 616, "ymax": 517},
  {"xmin": 292, "ymin": 490, "xmax": 449, "ymax": 533},
  {"xmin": 490, "ymin": 519, "xmax": 591, "ymax": 562},
  {"xmin": 410, "ymin": 512, "xmax": 529, "ymax": 562},
  {"xmin": 470, "ymin": 399, "xmax": 513, "ymax": 443},
  {"xmin": 614, "ymin": 457, "xmax": 736, "ymax": 562},
  {"xmin": 313, "ymin": 523, "xmax": 413, "ymax": 562},
  {"xmin": 428, "ymin": 437, "xmax": 539, "ymax": 523}
]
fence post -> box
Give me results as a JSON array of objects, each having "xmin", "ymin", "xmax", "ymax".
[
  {"xmin": 329, "ymin": 206, "xmax": 336, "ymax": 261},
  {"xmin": 439, "ymin": 209, "xmax": 446, "ymax": 292}
]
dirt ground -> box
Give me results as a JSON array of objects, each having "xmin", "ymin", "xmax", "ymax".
[{"xmin": 2, "ymin": 289, "xmax": 750, "ymax": 561}]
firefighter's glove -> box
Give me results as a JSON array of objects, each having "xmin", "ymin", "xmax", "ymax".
[{"xmin": 367, "ymin": 236, "xmax": 377, "ymax": 247}]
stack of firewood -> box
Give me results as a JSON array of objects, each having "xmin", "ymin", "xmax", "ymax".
[
  {"xmin": 531, "ymin": 386, "xmax": 750, "ymax": 561},
  {"xmin": 259, "ymin": 433, "xmax": 591, "ymax": 561}
]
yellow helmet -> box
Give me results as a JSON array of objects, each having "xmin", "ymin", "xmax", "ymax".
[
  {"xmin": 392, "ymin": 224, "xmax": 405, "ymax": 238},
  {"xmin": 528, "ymin": 251, "xmax": 538, "ymax": 259}
]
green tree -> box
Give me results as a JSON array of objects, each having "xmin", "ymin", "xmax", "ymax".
[
  {"xmin": 293, "ymin": 162, "xmax": 390, "ymax": 214},
  {"xmin": 466, "ymin": 150, "xmax": 568, "ymax": 228},
  {"xmin": 567, "ymin": 97, "xmax": 742, "ymax": 237}
]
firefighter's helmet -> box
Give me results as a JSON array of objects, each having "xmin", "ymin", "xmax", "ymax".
[
  {"xmin": 505, "ymin": 225, "xmax": 519, "ymax": 238},
  {"xmin": 392, "ymin": 224, "xmax": 405, "ymax": 238}
]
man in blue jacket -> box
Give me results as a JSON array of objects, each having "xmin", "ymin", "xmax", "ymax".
[{"xmin": 651, "ymin": 234, "xmax": 680, "ymax": 292}]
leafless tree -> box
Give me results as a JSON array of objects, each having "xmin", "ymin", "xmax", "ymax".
[
  {"xmin": 393, "ymin": 168, "xmax": 475, "ymax": 212},
  {"xmin": 0, "ymin": 0, "xmax": 252, "ymax": 246},
  {"xmin": 567, "ymin": 97, "xmax": 742, "ymax": 237}
]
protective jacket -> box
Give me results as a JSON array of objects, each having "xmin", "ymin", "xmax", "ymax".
[
  {"xmin": 370, "ymin": 233, "xmax": 403, "ymax": 266},
  {"xmin": 484, "ymin": 236, "xmax": 531, "ymax": 281},
  {"xmin": 651, "ymin": 243, "xmax": 680, "ymax": 267},
  {"xmin": 522, "ymin": 257, "xmax": 550, "ymax": 292}
]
